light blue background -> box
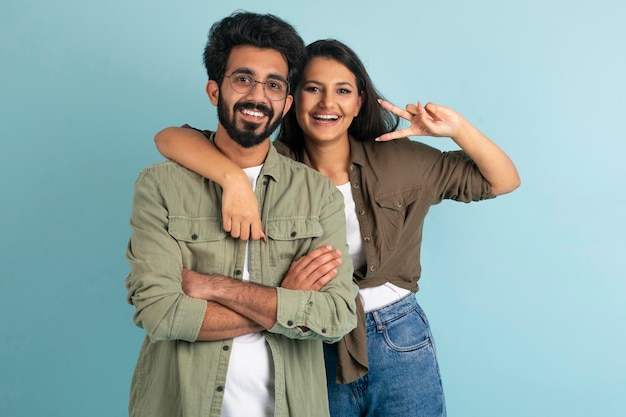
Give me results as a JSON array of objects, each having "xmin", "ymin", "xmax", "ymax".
[{"xmin": 1, "ymin": 1, "xmax": 624, "ymax": 416}]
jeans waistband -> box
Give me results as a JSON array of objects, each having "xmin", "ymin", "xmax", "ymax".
[{"xmin": 365, "ymin": 293, "xmax": 417, "ymax": 329}]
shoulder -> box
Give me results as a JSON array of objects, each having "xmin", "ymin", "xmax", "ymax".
[
  {"xmin": 353, "ymin": 137, "xmax": 443, "ymax": 171},
  {"xmin": 272, "ymin": 139, "xmax": 294, "ymax": 158},
  {"xmin": 267, "ymin": 147, "xmax": 339, "ymax": 199},
  {"xmin": 135, "ymin": 160, "xmax": 205, "ymax": 188},
  {"xmin": 363, "ymin": 137, "xmax": 440, "ymax": 156},
  {"xmin": 274, "ymin": 151, "xmax": 333, "ymax": 186}
]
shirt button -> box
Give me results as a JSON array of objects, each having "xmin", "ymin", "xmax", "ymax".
[
  {"xmin": 290, "ymin": 231, "xmax": 297, "ymax": 237},
  {"xmin": 359, "ymin": 209, "xmax": 365, "ymax": 215},
  {"xmin": 235, "ymin": 269, "xmax": 242, "ymax": 276},
  {"xmin": 216, "ymin": 386, "xmax": 224, "ymax": 392},
  {"xmin": 369, "ymin": 265, "xmax": 376, "ymax": 272},
  {"xmin": 363, "ymin": 236, "xmax": 371, "ymax": 242},
  {"xmin": 353, "ymin": 183, "xmax": 360, "ymax": 189},
  {"xmin": 191, "ymin": 233, "xmax": 198, "ymax": 240},
  {"xmin": 223, "ymin": 345, "xmax": 230, "ymax": 351},
  {"xmin": 321, "ymin": 328, "xmax": 327, "ymax": 333},
  {"xmin": 287, "ymin": 320, "xmax": 294, "ymax": 326},
  {"xmin": 263, "ymin": 180, "xmax": 268, "ymax": 185}
]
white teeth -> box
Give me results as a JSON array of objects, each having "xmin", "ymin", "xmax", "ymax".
[
  {"xmin": 242, "ymin": 109, "xmax": 264, "ymax": 117},
  {"xmin": 313, "ymin": 114, "xmax": 339, "ymax": 120}
]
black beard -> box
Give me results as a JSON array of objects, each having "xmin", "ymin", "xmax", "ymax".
[{"xmin": 217, "ymin": 96, "xmax": 283, "ymax": 148}]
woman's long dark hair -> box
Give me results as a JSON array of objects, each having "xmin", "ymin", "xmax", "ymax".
[{"xmin": 277, "ymin": 39, "xmax": 399, "ymax": 161}]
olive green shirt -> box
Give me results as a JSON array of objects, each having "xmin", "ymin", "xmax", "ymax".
[{"xmin": 125, "ymin": 138, "xmax": 358, "ymax": 417}]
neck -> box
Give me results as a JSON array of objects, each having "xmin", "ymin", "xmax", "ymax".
[
  {"xmin": 214, "ymin": 126, "xmax": 270, "ymax": 168},
  {"xmin": 305, "ymin": 136, "xmax": 351, "ymax": 186}
]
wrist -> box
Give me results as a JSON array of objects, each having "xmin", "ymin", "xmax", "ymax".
[
  {"xmin": 220, "ymin": 168, "xmax": 249, "ymax": 188},
  {"xmin": 450, "ymin": 118, "xmax": 476, "ymax": 146}
]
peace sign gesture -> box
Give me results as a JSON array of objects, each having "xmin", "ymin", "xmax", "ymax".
[{"xmin": 375, "ymin": 99, "xmax": 464, "ymax": 141}]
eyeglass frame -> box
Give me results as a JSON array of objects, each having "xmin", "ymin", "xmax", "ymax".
[{"xmin": 222, "ymin": 69, "xmax": 290, "ymax": 101}]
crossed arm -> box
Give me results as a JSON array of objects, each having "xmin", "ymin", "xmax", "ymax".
[
  {"xmin": 126, "ymin": 167, "xmax": 355, "ymax": 344},
  {"xmin": 182, "ymin": 245, "xmax": 343, "ymax": 341}
]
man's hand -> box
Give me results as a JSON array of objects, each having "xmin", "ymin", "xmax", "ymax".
[{"xmin": 281, "ymin": 245, "xmax": 343, "ymax": 291}]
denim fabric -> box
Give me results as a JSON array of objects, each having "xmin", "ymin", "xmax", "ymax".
[{"xmin": 324, "ymin": 294, "xmax": 446, "ymax": 417}]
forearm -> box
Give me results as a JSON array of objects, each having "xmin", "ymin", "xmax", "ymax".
[
  {"xmin": 196, "ymin": 301, "xmax": 265, "ymax": 341},
  {"xmin": 184, "ymin": 269, "xmax": 278, "ymax": 330},
  {"xmin": 451, "ymin": 121, "xmax": 520, "ymax": 196},
  {"xmin": 154, "ymin": 126, "xmax": 248, "ymax": 187},
  {"xmin": 207, "ymin": 276, "xmax": 278, "ymax": 330}
]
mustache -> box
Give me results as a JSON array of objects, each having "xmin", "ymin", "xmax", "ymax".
[{"xmin": 234, "ymin": 101, "xmax": 273, "ymax": 117}]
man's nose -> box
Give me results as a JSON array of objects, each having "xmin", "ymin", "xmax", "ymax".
[{"xmin": 248, "ymin": 81, "xmax": 267, "ymax": 101}]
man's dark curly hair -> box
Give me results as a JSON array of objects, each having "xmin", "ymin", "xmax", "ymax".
[{"xmin": 203, "ymin": 11, "xmax": 306, "ymax": 93}]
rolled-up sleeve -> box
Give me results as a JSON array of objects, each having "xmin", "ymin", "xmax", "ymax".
[
  {"xmin": 124, "ymin": 168, "xmax": 206, "ymax": 342},
  {"xmin": 269, "ymin": 186, "xmax": 358, "ymax": 342},
  {"xmin": 416, "ymin": 145, "xmax": 494, "ymax": 203}
]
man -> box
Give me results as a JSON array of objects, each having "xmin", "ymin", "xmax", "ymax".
[{"xmin": 124, "ymin": 11, "xmax": 358, "ymax": 417}]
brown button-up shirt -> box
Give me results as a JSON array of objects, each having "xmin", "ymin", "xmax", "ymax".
[{"xmin": 275, "ymin": 136, "xmax": 495, "ymax": 382}]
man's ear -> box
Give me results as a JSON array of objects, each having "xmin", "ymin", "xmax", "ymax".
[
  {"xmin": 282, "ymin": 94, "xmax": 294, "ymax": 117},
  {"xmin": 206, "ymin": 80, "xmax": 219, "ymax": 105}
]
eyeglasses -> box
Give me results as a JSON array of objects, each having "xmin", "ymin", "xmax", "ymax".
[{"xmin": 223, "ymin": 71, "xmax": 290, "ymax": 101}]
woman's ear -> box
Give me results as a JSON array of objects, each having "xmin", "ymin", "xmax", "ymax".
[
  {"xmin": 206, "ymin": 80, "xmax": 219, "ymax": 106},
  {"xmin": 354, "ymin": 92, "xmax": 363, "ymax": 117}
]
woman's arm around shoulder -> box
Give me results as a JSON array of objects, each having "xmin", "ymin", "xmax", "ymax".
[{"xmin": 154, "ymin": 126, "xmax": 265, "ymax": 240}]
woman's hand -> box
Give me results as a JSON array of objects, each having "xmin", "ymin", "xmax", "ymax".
[
  {"xmin": 375, "ymin": 99, "xmax": 464, "ymax": 141},
  {"xmin": 221, "ymin": 173, "xmax": 265, "ymax": 241}
]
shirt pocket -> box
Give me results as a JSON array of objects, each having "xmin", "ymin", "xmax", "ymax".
[
  {"xmin": 264, "ymin": 218, "xmax": 323, "ymax": 285},
  {"xmin": 374, "ymin": 187, "xmax": 421, "ymax": 251},
  {"xmin": 168, "ymin": 216, "xmax": 227, "ymax": 274}
]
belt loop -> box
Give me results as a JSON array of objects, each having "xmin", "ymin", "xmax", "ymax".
[{"xmin": 372, "ymin": 310, "xmax": 386, "ymax": 332}]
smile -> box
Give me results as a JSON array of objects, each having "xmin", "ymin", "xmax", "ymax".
[
  {"xmin": 312, "ymin": 113, "xmax": 340, "ymax": 121},
  {"xmin": 241, "ymin": 108, "xmax": 266, "ymax": 118}
]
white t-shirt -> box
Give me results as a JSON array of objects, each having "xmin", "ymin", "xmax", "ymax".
[
  {"xmin": 221, "ymin": 164, "xmax": 274, "ymax": 417},
  {"xmin": 336, "ymin": 182, "xmax": 411, "ymax": 314}
]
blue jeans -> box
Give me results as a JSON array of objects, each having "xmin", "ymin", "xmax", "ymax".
[{"xmin": 324, "ymin": 294, "xmax": 446, "ymax": 417}]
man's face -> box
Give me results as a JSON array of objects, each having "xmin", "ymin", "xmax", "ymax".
[{"xmin": 209, "ymin": 45, "xmax": 293, "ymax": 148}]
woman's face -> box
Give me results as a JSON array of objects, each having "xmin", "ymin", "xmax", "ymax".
[{"xmin": 295, "ymin": 57, "xmax": 362, "ymax": 145}]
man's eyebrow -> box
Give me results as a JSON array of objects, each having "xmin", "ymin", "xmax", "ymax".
[
  {"xmin": 229, "ymin": 67, "xmax": 287, "ymax": 83},
  {"xmin": 266, "ymin": 74, "xmax": 289, "ymax": 84},
  {"xmin": 229, "ymin": 67, "xmax": 254, "ymax": 75}
]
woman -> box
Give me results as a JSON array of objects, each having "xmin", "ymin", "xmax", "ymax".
[{"xmin": 155, "ymin": 40, "xmax": 520, "ymax": 417}]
